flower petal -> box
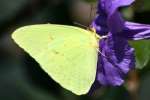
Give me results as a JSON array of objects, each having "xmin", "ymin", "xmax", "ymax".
[
  {"xmin": 100, "ymin": 0, "xmax": 135, "ymax": 33},
  {"xmin": 91, "ymin": 1, "xmax": 108, "ymax": 35},
  {"xmin": 92, "ymin": 15, "xmax": 109, "ymax": 35},
  {"xmin": 93, "ymin": 0, "xmax": 135, "ymax": 34},
  {"xmin": 121, "ymin": 21, "xmax": 150, "ymax": 40},
  {"xmin": 107, "ymin": 11, "xmax": 125, "ymax": 33},
  {"xmin": 101, "ymin": 0, "xmax": 135, "ymax": 15},
  {"xmin": 96, "ymin": 34, "xmax": 135, "ymax": 86}
]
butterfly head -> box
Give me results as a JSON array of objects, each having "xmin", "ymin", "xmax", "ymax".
[{"xmin": 90, "ymin": 26, "xmax": 108, "ymax": 41}]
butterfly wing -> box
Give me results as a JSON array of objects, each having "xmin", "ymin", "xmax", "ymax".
[{"xmin": 12, "ymin": 24, "xmax": 98, "ymax": 95}]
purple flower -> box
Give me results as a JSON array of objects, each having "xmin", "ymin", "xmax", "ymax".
[{"xmin": 91, "ymin": 0, "xmax": 150, "ymax": 87}]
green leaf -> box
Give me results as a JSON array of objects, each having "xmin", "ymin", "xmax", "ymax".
[
  {"xmin": 121, "ymin": 7, "xmax": 134, "ymax": 20},
  {"xmin": 134, "ymin": 0, "xmax": 150, "ymax": 12},
  {"xmin": 130, "ymin": 40, "xmax": 150, "ymax": 69}
]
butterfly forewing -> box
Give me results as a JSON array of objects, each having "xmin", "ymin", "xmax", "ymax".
[{"xmin": 12, "ymin": 24, "xmax": 99, "ymax": 95}]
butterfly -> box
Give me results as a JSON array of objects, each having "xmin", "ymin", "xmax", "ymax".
[{"xmin": 12, "ymin": 24, "xmax": 101, "ymax": 95}]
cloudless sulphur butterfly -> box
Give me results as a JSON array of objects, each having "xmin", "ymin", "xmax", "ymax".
[{"xmin": 12, "ymin": 24, "xmax": 100, "ymax": 95}]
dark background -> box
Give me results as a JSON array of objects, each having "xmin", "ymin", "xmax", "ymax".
[{"xmin": 0, "ymin": 0, "xmax": 150, "ymax": 100}]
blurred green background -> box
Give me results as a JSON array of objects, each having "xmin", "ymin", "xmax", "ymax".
[{"xmin": 0, "ymin": 0, "xmax": 150, "ymax": 100}]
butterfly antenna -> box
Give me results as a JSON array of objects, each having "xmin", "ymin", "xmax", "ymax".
[
  {"xmin": 73, "ymin": 22, "xmax": 88, "ymax": 29},
  {"xmin": 89, "ymin": 3, "xmax": 97, "ymax": 25},
  {"xmin": 89, "ymin": 3, "xmax": 93, "ymax": 24}
]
